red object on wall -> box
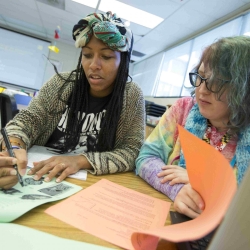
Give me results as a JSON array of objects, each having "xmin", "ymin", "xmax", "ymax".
[{"xmin": 54, "ymin": 30, "xmax": 59, "ymax": 39}]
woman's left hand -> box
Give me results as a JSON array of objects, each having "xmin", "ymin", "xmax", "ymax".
[
  {"xmin": 174, "ymin": 183, "xmax": 204, "ymax": 218},
  {"xmin": 157, "ymin": 165, "xmax": 189, "ymax": 185},
  {"xmin": 27, "ymin": 155, "xmax": 92, "ymax": 183}
]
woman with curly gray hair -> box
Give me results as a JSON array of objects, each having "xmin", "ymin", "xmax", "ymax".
[
  {"xmin": 136, "ymin": 36, "xmax": 250, "ymax": 218},
  {"xmin": 0, "ymin": 11, "xmax": 145, "ymax": 189}
]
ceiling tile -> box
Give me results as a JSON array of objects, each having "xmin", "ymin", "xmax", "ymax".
[
  {"xmin": 40, "ymin": 12, "xmax": 62, "ymax": 28},
  {"xmin": 37, "ymin": 0, "xmax": 65, "ymax": 10},
  {"xmin": 185, "ymin": 0, "xmax": 245, "ymax": 18},
  {"xmin": 1, "ymin": 0, "xmax": 37, "ymax": 10},
  {"xmin": 133, "ymin": 34, "xmax": 142, "ymax": 43},
  {"xmin": 0, "ymin": 0, "xmax": 250, "ymax": 63},
  {"xmin": 166, "ymin": 6, "xmax": 214, "ymax": 30},
  {"xmin": 65, "ymin": 0, "xmax": 96, "ymax": 18},
  {"xmin": 0, "ymin": 2, "xmax": 43, "ymax": 26},
  {"xmin": 61, "ymin": 20, "xmax": 75, "ymax": 34},
  {"xmin": 155, "ymin": 19, "xmax": 195, "ymax": 37},
  {"xmin": 129, "ymin": 22, "xmax": 150, "ymax": 37}
]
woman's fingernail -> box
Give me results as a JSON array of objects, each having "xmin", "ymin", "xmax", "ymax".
[
  {"xmin": 33, "ymin": 175, "xmax": 39, "ymax": 180},
  {"xmin": 20, "ymin": 169, "xmax": 26, "ymax": 176},
  {"xmin": 56, "ymin": 178, "xmax": 60, "ymax": 183},
  {"xmin": 44, "ymin": 177, "xmax": 50, "ymax": 182},
  {"xmin": 10, "ymin": 169, "xmax": 17, "ymax": 176},
  {"xmin": 12, "ymin": 159, "xmax": 17, "ymax": 165},
  {"xmin": 27, "ymin": 170, "xmax": 32, "ymax": 175}
]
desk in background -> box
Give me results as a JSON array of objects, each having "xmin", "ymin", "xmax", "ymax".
[{"xmin": 14, "ymin": 172, "xmax": 177, "ymax": 250}]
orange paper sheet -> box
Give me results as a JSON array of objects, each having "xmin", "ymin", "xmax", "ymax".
[
  {"xmin": 45, "ymin": 126, "xmax": 237, "ymax": 250},
  {"xmin": 45, "ymin": 178, "xmax": 170, "ymax": 250},
  {"xmin": 131, "ymin": 125, "xmax": 237, "ymax": 249}
]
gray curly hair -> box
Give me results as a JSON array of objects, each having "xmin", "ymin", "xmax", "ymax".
[{"xmin": 193, "ymin": 36, "xmax": 250, "ymax": 134}]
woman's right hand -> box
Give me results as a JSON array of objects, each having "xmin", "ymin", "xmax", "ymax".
[
  {"xmin": 174, "ymin": 184, "xmax": 205, "ymax": 219},
  {"xmin": 0, "ymin": 149, "xmax": 27, "ymax": 189}
]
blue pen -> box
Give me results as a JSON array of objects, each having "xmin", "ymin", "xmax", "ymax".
[{"xmin": 1, "ymin": 128, "xmax": 24, "ymax": 187}]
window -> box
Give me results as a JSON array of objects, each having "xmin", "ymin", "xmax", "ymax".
[
  {"xmin": 181, "ymin": 16, "xmax": 242, "ymax": 96},
  {"xmin": 131, "ymin": 14, "xmax": 245, "ymax": 97},
  {"xmin": 131, "ymin": 52, "xmax": 164, "ymax": 96},
  {"xmin": 155, "ymin": 41, "xmax": 192, "ymax": 97},
  {"xmin": 240, "ymin": 12, "xmax": 250, "ymax": 36}
]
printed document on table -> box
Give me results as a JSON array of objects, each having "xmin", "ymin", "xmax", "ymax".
[
  {"xmin": 45, "ymin": 126, "xmax": 237, "ymax": 250},
  {"xmin": 45, "ymin": 179, "xmax": 170, "ymax": 250},
  {"xmin": 27, "ymin": 145, "xmax": 87, "ymax": 181},
  {"xmin": 0, "ymin": 169, "xmax": 82, "ymax": 223}
]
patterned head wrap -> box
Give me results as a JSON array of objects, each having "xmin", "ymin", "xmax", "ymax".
[{"xmin": 72, "ymin": 11, "xmax": 133, "ymax": 59}]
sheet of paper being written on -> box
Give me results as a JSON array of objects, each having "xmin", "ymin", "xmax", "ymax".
[
  {"xmin": 131, "ymin": 125, "xmax": 237, "ymax": 250},
  {"xmin": 45, "ymin": 179, "xmax": 170, "ymax": 250},
  {"xmin": 0, "ymin": 169, "xmax": 82, "ymax": 223},
  {"xmin": 27, "ymin": 145, "xmax": 87, "ymax": 180}
]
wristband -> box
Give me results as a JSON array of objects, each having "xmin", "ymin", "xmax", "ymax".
[
  {"xmin": 9, "ymin": 140, "xmax": 24, "ymax": 149},
  {"xmin": 2, "ymin": 145, "xmax": 22, "ymax": 151}
]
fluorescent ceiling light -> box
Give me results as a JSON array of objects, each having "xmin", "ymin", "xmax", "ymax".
[{"xmin": 72, "ymin": 0, "xmax": 163, "ymax": 29}]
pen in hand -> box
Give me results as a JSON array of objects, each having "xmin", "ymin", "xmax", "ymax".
[{"xmin": 1, "ymin": 128, "xmax": 24, "ymax": 187}]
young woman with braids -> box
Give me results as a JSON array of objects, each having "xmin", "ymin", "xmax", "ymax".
[
  {"xmin": 0, "ymin": 12, "xmax": 145, "ymax": 189},
  {"xmin": 136, "ymin": 36, "xmax": 250, "ymax": 219}
]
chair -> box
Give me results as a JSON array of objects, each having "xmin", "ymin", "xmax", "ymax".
[
  {"xmin": 145, "ymin": 101, "xmax": 166, "ymax": 117},
  {"xmin": 14, "ymin": 94, "xmax": 32, "ymax": 110},
  {"xmin": 0, "ymin": 93, "xmax": 19, "ymax": 128},
  {"xmin": 144, "ymin": 101, "xmax": 167, "ymax": 138},
  {"xmin": 14, "ymin": 94, "xmax": 32, "ymax": 106}
]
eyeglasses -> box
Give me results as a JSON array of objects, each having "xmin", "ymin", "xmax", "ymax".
[{"xmin": 189, "ymin": 72, "xmax": 229, "ymax": 92}]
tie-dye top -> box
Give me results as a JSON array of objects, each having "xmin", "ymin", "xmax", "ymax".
[{"xmin": 135, "ymin": 97, "xmax": 238, "ymax": 201}]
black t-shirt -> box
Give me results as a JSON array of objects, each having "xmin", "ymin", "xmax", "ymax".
[{"xmin": 45, "ymin": 94, "xmax": 111, "ymax": 153}]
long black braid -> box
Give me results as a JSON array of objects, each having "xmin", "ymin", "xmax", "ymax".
[{"xmin": 53, "ymin": 50, "xmax": 130, "ymax": 153}]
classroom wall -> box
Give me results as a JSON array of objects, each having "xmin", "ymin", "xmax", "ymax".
[
  {"xmin": 43, "ymin": 41, "xmax": 81, "ymax": 83},
  {"xmin": 44, "ymin": 44, "xmax": 180, "ymax": 108},
  {"xmin": 0, "ymin": 39, "xmax": 81, "ymax": 95},
  {"xmin": 1, "ymin": 35, "xmax": 179, "ymax": 108}
]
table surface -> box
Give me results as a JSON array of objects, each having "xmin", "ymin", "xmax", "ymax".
[{"xmin": 14, "ymin": 171, "xmax": 177, "ymax": 250}]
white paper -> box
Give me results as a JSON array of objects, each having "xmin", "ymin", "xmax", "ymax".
[
  {"xmin": 0, "ymin": 223, "xmax": 112, "ymax": 250},
  {"xmin": 28, "ymin": 145, "xmax": 87, "ymax": 180},
  {"xmin": 0, "ymin": 170, "xmax": 82, "ymax": 222}
]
